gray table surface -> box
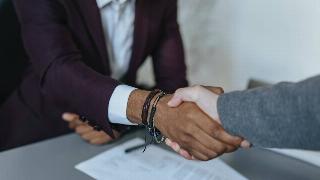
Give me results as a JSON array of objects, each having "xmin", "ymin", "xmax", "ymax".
[{"xmin": 0, "ymin": 130, "xmax": 319, "ymax": 180}]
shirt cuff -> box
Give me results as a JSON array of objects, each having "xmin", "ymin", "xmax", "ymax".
[{"xmin": 108, "ymin": 85, "xmax": 138, "ymax": 125}]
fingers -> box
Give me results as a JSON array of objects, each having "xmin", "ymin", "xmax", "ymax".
[
  {"xmin": 62, "ymin": 112, "xmax": 119, "ymax": 145},
  {"xmin": 81, "ymin": 131, "xmax": 112, "ymax": 145},
  {"xmin": 75, "ymin": 125, "xmax": 93, "ymax": 134},
  {"xmin": 185, "ymin": 136, "xmax": 218, "ymax": 161},
  {"xmin": 167, "ymin": 93, "xmax": 184, "ymax": 107},
  {"xmin": 179, "ymin": 149, "xmax": 193, "ymax": 160},
  {"xmin": 167, "ymin": 87, "xmax": 196, "ymax": 107},
  {"xmin": 81, "ymin": 131, "xmax": 101, "ymax": 141},
  {"xmin": 88, "ymin": 133, "xmax": 111, "ymax": 144},
  {"xmin": 168, "ymin": 85, "xmax": 224, "ymax": 108},
  {"xmin": 168, "ymin": 86, "xmax": 220, "ymax": 121},
  {"xmin": 188, "ymin": 149, "xmax": 210, "ymax": 161},
  {"xmin": 192, "ymin": 126, "xmax": 236, "ymax": 155},
  {"xmin": 207, "ymin": 129, "xmax": 242, "ymax": 152},
  {"xmin": 193, "ymin": 113, "xmax": 242, "ymax": 148},
  {"xmin": 62, "ymin": 112, "xmax": 83, "ymax": 129},
  {"xmin": 179, "ymin": 125, "xmax": 220, "ymax": 160},
  {"xmin": 166, "ymin": 139, "xmax": 193, "ymax": 160},
  {"xmin": 216, "ymin": 130, "xmax": 243, "ymax": 149},
  {"xmin": 90, "ymin": 134, "xmax": 113, "ymax": 145},
  {"xmin": 62, "ymin": 112, "xmax": 79, "ymax": 122},
  {"xmin": 75, "ymin": 124, "xmax": 117, "ymax": 145}
]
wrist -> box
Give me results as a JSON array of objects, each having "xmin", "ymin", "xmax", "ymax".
[
  {"xmin": 126, "ymin": 89, "xmax": 150, "ymax": 124},
  {"xmin": 153, "ymin": 95, "xmax": 172, "ymax": 133}
]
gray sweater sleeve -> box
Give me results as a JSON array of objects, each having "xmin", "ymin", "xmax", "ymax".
[{"xmin": 217, "ymin": 75, "xmax": 320, "ymax": 150}]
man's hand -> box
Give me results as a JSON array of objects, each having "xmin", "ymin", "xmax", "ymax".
[
  {"xmin": 126, "ymin": 90, "xmax": 243, "ymax": 161},
  {"xmin": 62, "ymin": 113, "xmax": 120, "ymax": 145},
  {"xmin": 168, "ymin": 86, "xmax": 251, "ymax": 149},
  {"xmin": 168, "ymin": 85, "xmax": 222, "ymax": 122}
]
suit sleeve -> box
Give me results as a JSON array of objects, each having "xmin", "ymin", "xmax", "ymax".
[
  {"xmin": 218, "ymin": 75, "xmax": 320, "ymax": 150},
  {"xmin": 13, "ymin": 0, "xmax": 119, "ymax": 137},
  {"xmin": 151, "ymin": 0, "xmax": 188, "ymax": 93}
]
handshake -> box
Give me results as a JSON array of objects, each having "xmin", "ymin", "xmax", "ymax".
[
  {"xmin": 150, "ymin": 86, "xmax": 251, "ymax": 161},
  {"xmin": 63, "ymin": 86, "xmax": 250, "ymax": 161}
]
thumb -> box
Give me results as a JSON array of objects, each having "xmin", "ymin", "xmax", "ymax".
[
  {"xmin": 167, "ymin": 93, "xmax": 184, "ymax": 107},
  {"xmin": 62, "ymin": 112, "xmax": 79, "ymax": 122},
  {"xmin": 167, "ymin": 87, "xmax": 197, "ymax": 107}
]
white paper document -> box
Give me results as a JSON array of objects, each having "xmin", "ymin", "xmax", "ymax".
[{"xmin": 75, "ymin": 138, "xmax": 247, "ymax": 180}]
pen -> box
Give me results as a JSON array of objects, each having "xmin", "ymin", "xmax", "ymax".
[{"xmin": 125, "ymin": 143, "xmax": 146, "ymax": 153}]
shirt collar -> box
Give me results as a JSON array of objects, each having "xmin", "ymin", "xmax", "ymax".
[{"xmin": 96, "ymin": 0, "xmax": 129, "ymax": 9}]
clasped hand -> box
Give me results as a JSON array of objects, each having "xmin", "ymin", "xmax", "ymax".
[{"xmin": 157, "ymin": 86, "xmax": 250, "ymax": 161}]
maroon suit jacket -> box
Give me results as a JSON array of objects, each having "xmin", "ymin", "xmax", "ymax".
[{"xmin": 0, "ymin": 0, "xmax": 187, "ymax": 150}]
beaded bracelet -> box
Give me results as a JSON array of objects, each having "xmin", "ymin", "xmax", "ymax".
[
  {"xmin": 148, "ymin": 91, "xmax": 167, "ymax": 144},
  {"xmin": 141, "ymin": 89, "xmax": 161, "ymax": 126}
]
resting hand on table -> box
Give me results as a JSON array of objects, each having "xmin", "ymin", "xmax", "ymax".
[
  {"xmin": 166, "ymin": 86, "xmax": 251, "ymax": 159},
  {"xmin": 62, "ymin": 113, "xmax": 120, "ymax": 145}
]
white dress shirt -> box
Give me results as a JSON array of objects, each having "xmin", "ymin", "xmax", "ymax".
[{"xmin": 96, "ymin": 0, "xmax": 137, "ymax": 125}]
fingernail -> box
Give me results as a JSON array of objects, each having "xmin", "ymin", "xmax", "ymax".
[
  {"xmin": 241, "ymin": 140, "xmax": 251, "ymax": 148},
  {"xmin": 180, "ymin": 150, "xmax": 192, "ymax": 160},
  {"xmin": 172, "ymin": 143, "xmax": 180, "ymax": 152},
  {"xmin": 212, "ymin": 152, "xmax": 218, "ymax": 158},
  {"xmin": 165, "ymin": 139, "xmax": 172, "ymax": 146}
]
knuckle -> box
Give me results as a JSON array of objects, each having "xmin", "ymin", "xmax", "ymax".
[
  {"xmin": 201, "ymin": 156, "xmax": 210, "ymax": 161},
  {"xmin": 208, "ymin": 125, "xmax": 219, "ymax": 137},
  {"xmin": 216, "ymin": 145, "xmax": 227, "ymax": 155},
  {"xmin": 192, "ymin": 85, "xmax": 202, "ymax": 99},
  {"xmin": 210, "ymin": 152, "xmax": 218, "ymax": 159},
  {"xmin": 213, "ymin": 129, "xmax": 222, "ymax": 139},
  {"xmin": 208, "ymin": 127, "xmax": 215, "ymax": 137},
  {"xmin": 185, "ymin": 111, "xmax": 194, "ymax": 120},
  {"xmin": 191, "ymin": 127, "xmax": 200, "ymax": 136},
  {"xmin": 184, "ymin": 123, "xmax": 194, "ymax": 134},
  {"xmin": 180, "ymin": 135, "xmax": 190, "ymax": 144},
  {"xmin": 175, "ymin": 88, "xmax": 182, "ymax": 94}
]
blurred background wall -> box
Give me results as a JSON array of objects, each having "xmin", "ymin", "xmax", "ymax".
[{"xmin": 137, "ymin": 0, "xmax": 320, "ymax": 91}]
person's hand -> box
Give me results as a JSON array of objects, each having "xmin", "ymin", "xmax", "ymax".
[
  {"xmin": 153, "ymin": 94, "xmax": 243, "ymax": 161},
  {"xmin": 168, "ymin": 85, "xmax": 221, "ymax": 122},
  {"xmin": 126, "ymin": 89, "xmax": 243, "ymax": 161},
  {"xmin": 168, "ymin": 86, "xmax": 251, "ymax": 150},
  {"xmin": 62, "ymin": 113, "xmax": 120, "ymax": 145}
]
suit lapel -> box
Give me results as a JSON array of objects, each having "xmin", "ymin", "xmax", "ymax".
[
  {"xmin": 73, "ymin": 0, "xmax": 110, "ymax": 72},
  {"xmin": 73, "ymin": 0, "xmax": 149, "ymax": 77},
  {"xmin": 129, "ymin": 0, "xmax": 149, "ymax": 71}
]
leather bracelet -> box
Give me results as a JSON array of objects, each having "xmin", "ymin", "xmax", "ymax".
[
  {"xmin": 148, "ymin": 91, "xmax": 167, "ymax": 144},
  {"xmin": 141, "ymin": 89, "xmax": 161, "ymax": 126}
]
